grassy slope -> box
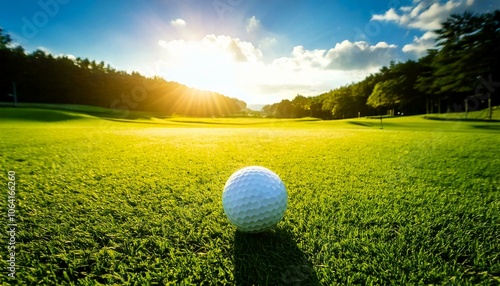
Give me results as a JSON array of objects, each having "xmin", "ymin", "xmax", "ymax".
[
  {"xmin": 424, "ymin": 106, "xmax": 500, "ymax": 120},
  {"xmin": 0, "ymin": 107, "xmax": 499, "ymax": 285}
]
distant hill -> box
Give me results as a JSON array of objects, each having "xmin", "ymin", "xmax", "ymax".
[{"xmin": 247, "ymin": 104, "xmax": 265, "ymax": 111}]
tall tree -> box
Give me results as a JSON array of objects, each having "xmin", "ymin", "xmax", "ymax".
[
  {"xmin": 415, "ymin": 50, "xmax": 439, "ymax": 113},
  {"xmin": 0, "ymin": 28, "xmax": 12, "ymax": 50},
  {"xmin": 367, "ymin": 79, "xmax": 402, "ymax": 113},
  {"xmin": 291, "ymin": 95, "xmax": 311, "ymax": 117},
  {"xmin": 421, "ymin": 10, "xmax": 500, "ymax": 111}
]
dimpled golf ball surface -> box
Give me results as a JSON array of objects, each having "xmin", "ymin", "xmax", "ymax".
[{"xmin": 222, "ymin": 166, "xmax": 288, "ymax": 232}]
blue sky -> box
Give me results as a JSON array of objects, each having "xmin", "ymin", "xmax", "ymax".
[{"xmin": 1, "ymin": 0, "xmax": 498, "ymax": 104}]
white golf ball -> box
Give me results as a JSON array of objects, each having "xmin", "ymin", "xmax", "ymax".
[{"xmin": 222, "ymin": 166, "xmax": 288, "ymax": 232}]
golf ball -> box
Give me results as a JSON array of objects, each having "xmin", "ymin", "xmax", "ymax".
[{"xmin": 222, "ymin": 166, "xmax": 288, "ymax": 232}]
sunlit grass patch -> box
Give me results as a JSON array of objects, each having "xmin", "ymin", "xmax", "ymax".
[{"xmin": 0, "ymin": 107, "xmax": 499, "ymax": 284}]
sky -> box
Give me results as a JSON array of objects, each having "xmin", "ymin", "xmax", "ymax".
[{"xmin": 0, "ymin": 0, "xmax": 499, "ymax": 105}]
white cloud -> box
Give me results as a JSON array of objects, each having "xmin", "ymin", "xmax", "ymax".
[
  {"xmin": 402, "ymin": 31, "xmax": 438, "ymax": 57},
  {"xmin": 409, "ymin": 1, "xmax": 462, "ymax": 30},
  {"xmin": 158, "ymin": 35, "xmax": 262, "ymax": 63},
  {"xmin": 371, "ymin": 0, "xmax": 500, "ymax": 56},
  {"xmin": 204, "ymin": 34, "xmax": 263, "ymax": 62},
  {"xmin": 372, "ymin": 0, "xmax": 498, "ymax": 31},
  {"xmin": 156, "ymin": 35, "xmax": 397, "ymax": 104},
  {"xmin": 272, "ymin": 46, "xmax": 328, "ymax": 70},
  {"xmin": 400, "ymin": 6, "xmax": 413, "ymax": 12},
  {"xmin": 246, "ymin": 16, "xmax": 261, "ymax": 33},
  {"xmin": 259, "ymin": 37, "xmax": 278, "ymax": 48},
  {"xmin": 372, "ymin": 8, "xmax": 401, "ymax": 22},
  {"xmin": 7, "ymin": 41, "xmax": 21, "ymax": 49},
  {"xmin": 170, "ymin": 18, "xmax": 186, "ymax": 27},
  {"xmin": 158, "ymin": 40, "xmax": 168, "ymax": 48},
  {"xmin": 273, "ymin": 40, "xmax": 399, "ymax": 71},
  {"xmin": 326, "ymin": 40, "xmax": 399, "ymax": 70},
  {"xmin": 35, "ymin": 46, "xmax": 51, "ymax": 54},
  {"xmin": 56, "ymin": 53, "xmax": 77, "ymax": 60},
  {"xmin": 410, "ymin": 2, "xmax": 427, "ymax": 18}
]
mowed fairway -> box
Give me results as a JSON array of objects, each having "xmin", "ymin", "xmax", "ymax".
[{"xmin": 1, "ymin": 107, "xmax": 499, "ymax": 285}]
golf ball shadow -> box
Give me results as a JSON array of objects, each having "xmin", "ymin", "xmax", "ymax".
[{"xmin": 233, "ymin": 228, "xmax": 318, "ymax": 285}]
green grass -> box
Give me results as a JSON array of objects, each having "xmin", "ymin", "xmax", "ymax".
[
  {"xmin": 424, "ymin": 106, "xmax": 500, "ymax": 121},
  {"xmin": 1, "ymin": 106, "xmax": 499, "ymax": 285}
]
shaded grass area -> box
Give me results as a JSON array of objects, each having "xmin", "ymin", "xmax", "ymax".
[
  {"xmin": 234, "ymin": 229, "xmax": 319, "ymax": 285},
  {"xmin": 0, "ymin": 102, "xmax": 168, "ymax": 121},
  {"xmin": 0, "ymin": 104, "xmax": 321, "ymax": 127},
  {"xmin": 0, "ymin": 108, "xmax": 95, "ymax": 122},
  {"xmin": 346, "ymin": 115, "xmax": 500, "ymax": 133},
  {"xmin": 0, "ymin": 107, "xmax": 499, "ymax": 284},
  {"xmin": 2, "ymin": 103, "xmax": 500, "ymax": 132}
]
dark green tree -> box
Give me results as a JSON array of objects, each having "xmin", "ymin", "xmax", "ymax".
[
  {"xmin": 0, "ymin": 28, "xmax": 12, "ymax": 50},
  {"xmin": 367, "ymin": 79, "xmax": 402, "ymax": 113},
  {"xmin": 418, "ymin": 10, "xmax": 500, "ymax": 112},
  {"xmin": 0, "ymin": 29, "xmax": 246, "ymax": 116},
  {"xmin": 275, "ymin": 99, "xmax": 294, "ymax": 118},
  {"xmin": 291, "ymin": 95, "xmax": 311, "ymax": 117},
  {"xmin": 262, "ymin": 103, "xmax": 278, "ymax": 117}
]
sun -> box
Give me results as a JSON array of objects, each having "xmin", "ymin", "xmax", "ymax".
[{"xmin": 160, "ymin": 44, "xmax": 241, "ymax": 96}]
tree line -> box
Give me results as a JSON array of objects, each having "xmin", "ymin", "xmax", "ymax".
[
  {"xmin": 263, "ymin": 10, "xmax": 500, "ymax": 119},
  {"xmin": 0, "ymin": 29, "xmax": 246, "ymax": 117}
]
